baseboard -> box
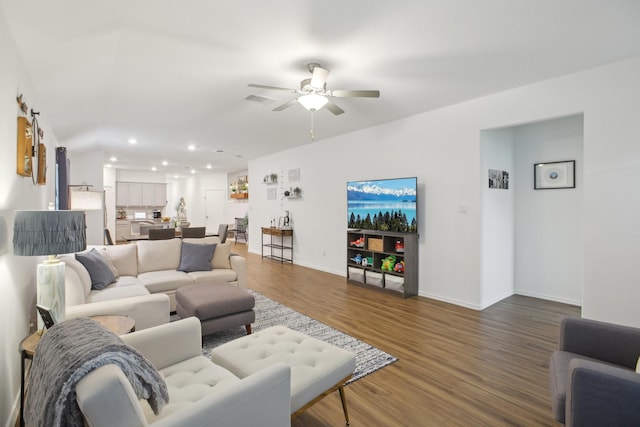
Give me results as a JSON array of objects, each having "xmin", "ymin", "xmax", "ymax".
[
  {"xmin": 418, "ymin": 291, "xmax": 486, "ymax": 310},
  {"xmin": 514, "ymin": 290, "xmax": 582, "ymax": 307}
]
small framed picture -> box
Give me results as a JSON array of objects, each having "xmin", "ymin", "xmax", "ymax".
[{"xmin": 534, "ymin": 160, "xmax": 575, "ymax": 190}]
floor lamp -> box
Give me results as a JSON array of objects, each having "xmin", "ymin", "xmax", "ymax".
[{"xmin": 13, "ymin": 210, "xmax": 86, "ymax": 326}]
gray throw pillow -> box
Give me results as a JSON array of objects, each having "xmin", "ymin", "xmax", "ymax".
[
  {"xmin": 178, "ymin": 242, "xmax": 216, "ymax": 273},
  {"xmin": 75, "ymin": 248, "xmax": 117, "ymax": 290}
]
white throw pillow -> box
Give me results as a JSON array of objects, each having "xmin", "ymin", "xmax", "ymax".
[
  {"xmin": 103, "ymin": 244, "xmax": 138, "ymax": 277},
  {"xmin": 211, "ymin": 243, "xmax": 231, "ymax": 269},
  {"xmin": 636, "ymin": 355, "xmax": 640, "ymax": 373}
]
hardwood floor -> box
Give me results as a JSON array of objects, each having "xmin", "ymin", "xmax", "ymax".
[{"xmin": 234, "ymin": 243, "xmax": 580, "ymax": 426}]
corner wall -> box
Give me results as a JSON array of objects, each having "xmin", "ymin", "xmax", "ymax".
[{"xmin": 250, "ymin": 56, "xmax": 640, "ymax": 326}]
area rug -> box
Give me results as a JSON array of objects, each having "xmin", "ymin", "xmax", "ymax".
[{"xmin": 198, "ymin": 290, "xmax": 398, "ymax": 384}]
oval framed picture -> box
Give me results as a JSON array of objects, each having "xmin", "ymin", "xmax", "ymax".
[{"xmin": 534, "ymin": 160, "xmax": 575, "ymax": 189}]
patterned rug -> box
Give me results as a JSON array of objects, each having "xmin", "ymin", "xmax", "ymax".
[{"xmin": 197, "ymin": 290, "xmax": 398, "ymax": 384}]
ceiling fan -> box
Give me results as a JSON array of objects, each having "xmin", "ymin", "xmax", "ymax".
[{"xmin": 248, "ymin": 63, "xmax": 380, "ymax": 116}]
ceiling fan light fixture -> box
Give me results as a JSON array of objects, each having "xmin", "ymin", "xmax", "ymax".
[{"xmin": 298, "ymin": 94, "xmax": 328, "ymax": 111}]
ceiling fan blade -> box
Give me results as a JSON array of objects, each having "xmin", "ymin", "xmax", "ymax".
[
  {"xmin": 324, "ymin": 99, "xmax": 345, "ymax": 115},
  {"xmin": 329, "ymin": 89, "xmax": 380, "ymax": 98},
  {"xmin": 272, "ymin": 99, "xmax": 299, "ymax": 111},
  {"xmin": 310, "ymin": 67, "xmax": 330, "ymax": 89},
  {"xmin": 248, "ymin": 83, "xmax": 295, "ymax": 91}
]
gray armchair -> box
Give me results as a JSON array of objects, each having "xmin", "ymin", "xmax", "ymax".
[{"xmin": 549, "ymin": 316, "xmax": 640, "ymax": 426}]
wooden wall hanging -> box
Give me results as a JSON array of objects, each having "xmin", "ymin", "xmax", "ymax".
[{"xmin": 17, "ymin": 116, "xmax": 33, "ymax": 177}]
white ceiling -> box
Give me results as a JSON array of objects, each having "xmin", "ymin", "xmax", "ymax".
[{"xmin": 3, "ymin": 0, "xmax": 640, "ymax": 176}]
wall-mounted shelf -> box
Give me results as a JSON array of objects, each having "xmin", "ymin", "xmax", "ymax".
[{"xmin": 230, "ymin": 193, "xmax": 249, "ymax": 199}]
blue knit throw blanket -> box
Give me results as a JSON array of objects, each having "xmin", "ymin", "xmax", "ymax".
[{"xmin": 25, "ymin": 317, "xmax": 169, "ymax": 427}]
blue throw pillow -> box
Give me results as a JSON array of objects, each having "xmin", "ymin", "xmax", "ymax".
[
  {"xmin": 178, "ymin": 242, "xmax": 216, "ymax": 273},
  {"xmin": 75, "ymin": 248, "xmax": 117, "ymax": 290}
]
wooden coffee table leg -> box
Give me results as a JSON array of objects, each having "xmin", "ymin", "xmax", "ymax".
[{"xmin": 245, "ymin": 324, "xmax": 252, "ymax": 334}]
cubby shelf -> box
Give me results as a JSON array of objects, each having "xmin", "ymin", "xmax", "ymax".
[{"xmin": 346, "ymin": 229, "xmax": 418, "ymax": 298}]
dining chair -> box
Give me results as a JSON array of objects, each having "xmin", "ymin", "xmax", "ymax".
[
  {"xmin": 230, "ymin": 218, "xmax": 247, "ymax": 245},
  {"xmin": 148, "ymin": 228, "xmax": 176, "ymax": 240},
  {"xmin": 180, "ymin": 226, "xmax": 206, "ymax": 238},
  {"xmin": 217, "ymin": 224, "xmax": 229, "ymax": 243},
  {"xmin": 104, "ymin": 228, "xmax": 114, "ymax": 245}
]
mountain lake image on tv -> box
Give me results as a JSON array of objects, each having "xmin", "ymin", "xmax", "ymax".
[{"xmin": 347, "ymin": 177, "xmax": 417, "ymax": 233}]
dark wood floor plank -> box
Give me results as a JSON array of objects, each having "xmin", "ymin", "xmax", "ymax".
[{"xmin": 236, "ymin": 244, "xmax": 580, "ymax": 426}]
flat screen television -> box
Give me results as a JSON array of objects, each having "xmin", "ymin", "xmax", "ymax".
[{"xmin": 347, "ymin": 177, "xmax": 417, "ymax": 233}]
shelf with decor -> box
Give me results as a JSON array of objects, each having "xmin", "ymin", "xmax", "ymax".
[
  {"xmin": 230, "ymin": 193, "xmax": 249, "ymax": 199},
  {"xmin": 346, "ymin": 229, "xmax": 418, "ymax": 297}
]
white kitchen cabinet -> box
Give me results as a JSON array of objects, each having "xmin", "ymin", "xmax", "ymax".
[
  {"xmin": 154, "ymin": 183, "xmax": 167, "ymax": 206},
  {"xmin": 117, "ymin": 181, "xmax": 166, "ymax": 207},
  {"xmin": 141, "ymin": 183, "xmax": 155, "ymax": 206},
  {"xmin": 116, "ymin": 222, "xmax": 130, "ymax": 241},
  {"xmin": 116, "ymin": 182, "xmax": 129, "ymax": 206}
]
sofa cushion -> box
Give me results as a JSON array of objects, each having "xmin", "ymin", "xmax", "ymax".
[
  {"xmin": 187, "ymin": 270, "xmax": 238, "ymax": 285},
  {"xmin": 85, "ymin": 278, "xmax": 150, "ymax": 303},
  {"xmin": 75, "ymin": 249, "xmax": 117, "ymax": 290},
  {"xmin": 137, "ymin": 270, "xmax": 194, "ymax": 294},
  {"xmin": 101, "ymin": 244, "xmax": 138, "ymax": 277},
  {"xmin": 60, "ymin": 255, "xmax": 92, "ymax": 300},
  {"xmin": 64, "ymin": 266, "xmax": 87, "ymax": 306},
  {"xmin": 636, "ymin": 356, "xmax": 640, "ymax": 373},
  {"xmin": 183, "ymin": 236, "xmax": 221, "ymax": 245},
  {"xmin": 98, "ymin": 248, "xmax": 119, "ymax": 278},
  {"xmin": 177, "ymin": 243, "xmax": 215, "ymax": 273},
  {"xmin": 550, "ymin": 350, "xmax": 629, "ymax": 423},
  {"xmin": 139, "ymin": 355, "xmax": 241, "ymax": 423},
  {"xmin": 212, "ymin": 243, "xmax": 231, "ymax": 269},
  {"xmin": 137, "ymin": 239, "xmax": 182, "ymax": 274}
]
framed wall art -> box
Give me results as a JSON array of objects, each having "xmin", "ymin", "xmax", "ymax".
[
  {"xmin": 488, "ymin": 169, "xmax": 509, "ymax": 189},
  {"xmin": 534, "ymin": 160, "xmax": 575, "ymax": 190}
]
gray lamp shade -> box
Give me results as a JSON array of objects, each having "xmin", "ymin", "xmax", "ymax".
[{"xmin": 13, "ymin": 210, "xmax": 87, "ymax": 256}]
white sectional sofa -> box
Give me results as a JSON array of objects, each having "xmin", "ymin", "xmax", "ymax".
[
  {"xmin": 76, "ymin": 317, "xmax": 292, "ymax": 427},
  {"xmin": 61, "ymin": 237, "xmax": 247, "ymax": 330}
]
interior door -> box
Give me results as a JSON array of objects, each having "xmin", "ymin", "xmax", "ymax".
[{"xmin": 204, "ymin": 190, "xmax": 226, "ymax": 233}]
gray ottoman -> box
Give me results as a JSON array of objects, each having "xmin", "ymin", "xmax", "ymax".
[{"xmin": 175, "ymin": 283, "xmax": 255, "ymax": 336}]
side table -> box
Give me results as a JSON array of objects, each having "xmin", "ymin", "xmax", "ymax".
[{"xmin": 18, "ymin": 315, "xmax": 135, "ymax": 427}]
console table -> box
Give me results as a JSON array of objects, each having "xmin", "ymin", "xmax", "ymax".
[{"xmin": 261, "ymin": 227, "xmax": 293, "ymax": 264}]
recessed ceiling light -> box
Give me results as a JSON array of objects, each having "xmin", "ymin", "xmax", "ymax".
[
  {"xmin": 215, "ymin": 149, "xmax": 224, "ymax": 153},
  {"xmin": 151, "ymin": 166, "xmax": 157, "ymax": 171},
  {"xmin": 106, "ymin": 164, "xmax": 113, "ymax": 168},
  {"xmin": 128, "ymin": 138, "xmax": 137, "ymax": 144},
  {"xmin": 206, "ymin": 164, "xmax": 212, "ymax": 169},
  {"xmin": 162, "ymin": 161, "xmax": 168, "ymax": 166},
  {"xmin": 173, "ymin": 175, "xmax": 178, "ymax": 179},
  {"xmin": 235, "ymin": 154, "xmax": 242, "ymax": 158},
  {"xmin": 188, "ymin": 144, "xmax": 196, "ymax": 151},
  {"xmin": 110, "ymin": 156, "xmax": 117, "ymax": 162},
  {"xmin": 191, "ymin": 169, "xmax": 196, "ymax": 174}
]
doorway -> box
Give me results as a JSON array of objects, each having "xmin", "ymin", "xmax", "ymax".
[{"xmin": 204, "ymin": 190, "xmax": 226, "ymax": 232}]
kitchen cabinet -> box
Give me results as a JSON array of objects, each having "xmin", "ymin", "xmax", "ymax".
[
  {"xmin": 116, "ymin": 222, "xmax": 131, "ymax": 241},
  {"xmin": 116, "ymin": 182, "xmax": 166, "ymax": 207},
  {"xmin": 154, "ymin": 183, "xmax": 167, "ymax": 206}
]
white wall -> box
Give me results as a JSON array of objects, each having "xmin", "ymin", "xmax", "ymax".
[
  {"xmin": 0, "ymin": 6, "xmax": 58, "ymax": 423},
  {"xmin": 480, "ymin": 128, "xmax": 515, "ymax": 308},
  {"xmin": 167, "ymin": 172, "xmax": 228, "ymax": 230},
  {"xmin": 513, "ymin": 115, "xmax": 584, "ymax": 305},
  {"xmin": 251, "ymin": 56, "xmax": 640, "ymax": 327}
]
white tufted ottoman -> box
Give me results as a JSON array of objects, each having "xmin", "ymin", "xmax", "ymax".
[{"xmin": 211, "ymin": 325, "xmax": 356, "ymax": 425}]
